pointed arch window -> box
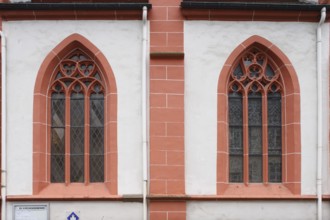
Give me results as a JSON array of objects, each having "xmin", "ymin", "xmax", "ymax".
[
  {"xmin": 228, "ymin": 47, "xmax": 283, "ymax": 184},
  {"xmin": 50, "ymin": 49, "xmax": 105, "ymax": 183}
]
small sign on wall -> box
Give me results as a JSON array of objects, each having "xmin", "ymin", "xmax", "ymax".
[
  {"xmin": 13, "ymin": 204, "xmax": 49, "ymax": 220},
  {"xmin": 67, "ymin": 211, "xmax": 80, "ymax": 220}
]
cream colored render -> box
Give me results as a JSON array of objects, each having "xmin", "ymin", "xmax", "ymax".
[
  {"xmin": 4, "ymin": 20, "xmax": 143, "ymax": 196},
  {"xmin": 184, "ymin": 21, "xmax": 330, "ymax": 195}
]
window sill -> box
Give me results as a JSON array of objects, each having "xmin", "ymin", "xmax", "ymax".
[
  {"xmin": 218, "ymin": 183, "xmax": 299, "ymax": 196},
  {"xmin": 33, "ymin": 183, "xmax": 116, "ymax": 198}
]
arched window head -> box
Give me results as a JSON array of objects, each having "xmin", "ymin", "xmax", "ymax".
[
  {"xmin": 50, "ymin": 49, "xmax": 105, "ymax": 183},
  {"xmin": 34, "ymin": 34, "xmax": 118, "ymax": 196},
  {"xmin": 217, "ymin": 36, "xmax": 301, "ymax": 196},
  {"xmin": 228, "ymin": 47, "xmax": 283, "ymax": 184}
]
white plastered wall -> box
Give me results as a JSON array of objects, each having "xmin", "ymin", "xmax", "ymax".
[
  {"xmin": 187, "ymin": 201, "xmax": 330, "ymax": 220},
  {"xmin": 4, "ymin": 20, "xmax": 143, "ymax": 195},
  {"xmin": 185, "ymin": 21, "xmax": 321, "ymax": 195},
  {"xmin": 322, "ymin": 23, "xmax": 330, "ymax": 195},
  {"xmin": 9, "ymin": 0, "xmax": 31, "ymax": 2},
  {"xmin": 7, "ymin": 201, "xmax": 143, "ymax": 220}
]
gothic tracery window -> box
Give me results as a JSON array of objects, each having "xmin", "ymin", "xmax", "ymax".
[
  {"xmin": 50, "ymin": 49, "xmax": 105, "ymax": 183},
  {"xmin": 228, "ymin": 47, "xmax": 282, "ymax": 183}
]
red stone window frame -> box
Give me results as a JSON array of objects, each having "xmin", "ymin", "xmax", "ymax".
[
  {"xmin": 217, "ymin": 35, "xmax": 301, "ymax": 196},
  {"xmin": 33, "ymin": 34, "xmax": 118, "ymax": 197}
]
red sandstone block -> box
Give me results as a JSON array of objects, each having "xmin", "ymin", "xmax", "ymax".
[
  {"xmin": 150, "ymin": 180, "xmax": 167, "ymax": 194},
  {"xmin": 167, "ymin": 180, "xmax": 185, "ymax": 194},
  {"xmin": 168, "ymin": 6, "xmax": 184, "ymax": 20},
  {"xmin": 150, "ymin": 201, "xmax": 186, "ymax": 212},
  {"xmin": 150, "ymin": 65, "xmax": 167, "ymax": 79},
  {"xmin": 150, "ymin": 212, "xmax": 167, "ymax": 220},
  {"xmin": 168, "ymin": 212, "xmax": 186, "ymax": 220},
  {"xmin": 167, "ymin": 66, "xmax": 184, "ymax": 80},
  {"xmin": 150, "ymin": 46, "xmax": 184, "ymax": 54},
  {"xmin": 150, "ymin": 122, "xmax": 166, "ymax": 137},
  {"xmin": 150, "ymin": 165, "xmax": 184, "ymax": 180},
  {"xmin": 150, "ymin": 150, "xmax": 167, "ymax": 165},
  {"xmin": 150, "ymin": 21, "xmax": 183, "ymax": 33},
  {"xmin": 151, "ymin": 33, "xmax": 167, "ymax": 47},
  {"xmin": 150, "ymin": 94, "xmax": 166, "ymax": 108},
  {"xmin": 167, "ymin": 122, "xmax": 184, "ymax": 137},
  {"xmin": 150, "ymin": 59, "xmax": 184, "ymax": 66},
  {"xmin": 150, "ymin": 0, "xmax": 182, "ymax": 7},
  {"xmin": 150, "ymin": 108, "xmax": 184, "ymax": 122},
  {"xmin": 167, "ymin": 95, "xmax": 184, "ymax": 108},
  {"xmin": 150, "ymin": 80, "xmax": 184, "ymax": 94},
  {"xmin": 150, "ymin": 136, "xmax": 184, "ymax": 151},
  {"xmin": 167, "ymin": 151, "xmax": 184, "ymax": 165},
  {"xmin": 149, "ymin": 6, "xmax": 168, "ymax": 20},
  {"xmin": 168, "ymin": 33, "xmax": 184, "ymax": 47}
]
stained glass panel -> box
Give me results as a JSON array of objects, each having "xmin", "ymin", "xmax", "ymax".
[
  {"xmin": 268, "ymin": 92, "xmax": 282, "ymax": 182},
  {"xmin": 90, "ymin": 155, "xmax": 104, "ymax": 182},
  {"xmin": 268, "ymin": 156, "xmax": 282, "ymax": 182},
  {"xmin": 248, "ymin": 92, "xmax": 262, "ymax": 182},
  {"xmin": 233, "ymin": 64, "xmax": 243, "ymax": 79},
  {"xmin": 229, "ymin": 127, "xmax": 243, "ymax": 155},
  {"xmin": 249, "ymin": 156, "xmax": 262, "ymax": 183},
  {"xmin": 90, "ymin": 93, "xmax": 104, "ymax": 182},
  {"xmin": 51, "ymin": 93, "xmax": 65, "ymax": 183},
  {"xmin": 70, "ymin": 155, "xmax": 84, "ymax": 182},
  {"xmin": 248, "ymin": 92, "xmax": 262, "ymax": 125},
  {"xmin": 229, "ymin": 92, "xmax": 243, "ymax": 182},
  {"xmin": 266, "ymin": 65, "xmax": 275, "ymax": 78},
  {"xmin": 229, "ymin": 156, "xmax": 243, "ymax": 182},
  {"xmin": 228, "ymin": 47, "xmax": 284, "ymax": 184},
  {"xmin": 51, "ymin": 155, "xmax": 65, "ymax": 182},
  {"xmin": 70, "ymin": 92, "xmax": 85, "ymax": 183}
]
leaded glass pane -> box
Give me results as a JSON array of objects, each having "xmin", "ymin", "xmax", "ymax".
[
  {"xmin": 90, "ymin": 97, "xmax": 104, "ymax": 127},
  {"xmin": 51, "ymin": 128, "xmax": 65, "ymax": 154},
  {"xmin": 71, "ymin": 128, "xmax": 84, "ymax": 154},
  {"xmin": 51, "ymin": 93, "xmax": 65, "ymax": 183},
  {"xmin": 249, "ymin": 156, "xmax": 262, "ymax": 183},
  {"xmin": 268, "ymin": 127, "xmax": 282, "ymax": 155},
  {"xmin": 266, "ymin": 65, "xmax": 275, "ymax": 78},
  {"xmin": 248, "ymin": 92, "xmax": 262, "ymax": 182},
  {"xmin": 227, "ymin": 47, "xmax": 284, "ymax": 184},
  {"xmin": 229, "ymin": 156, "xmax": 243, "ymax": 182},
  {"xmin": 233, "ymin": 64, "xmax": 243, "ymax": 79},
  {"xmin": 249, "ymin": 127, "xmax": 262, "ymax": 154},
  {"xmin": 70, "ymin": 93, "xmax": 85, "ymax": 183},
  {"xmin": 70, "ymin": 93, "xmax": 84, "ymax": 126},
  {"xmin": 229, "ymin": 127, "xmax": 243, "ymax": 155},
  {"xmin": 90, "ymin": 155, "xmax": 104, "ymax": 182},
  {"xmin": 90, "ymin": 93, "xmax": 104, "ymax": 182},
  {"xmin": 268, "ymin": 93, "xmax": 281, "ymax": 126},
  {"xmin": 51, "ymin": 155, "xmax": 65, "ymax": 182},
  {"xmin": 90, "ymin": 127, "xmax": 104, "ymax": 154},
  {"xmin": 248, "ymin": 92, "xmax": 262, "ymax": 125},
  {"xmin": 70, "ymin": 155, "xmax": 84, "ymax": 182},
  {"xmin": 229, "ymin": 92, "xmax": 243, "ymax": 182},
  {"xmin": 268, "ymin": 92, "xmax": 282, "ymax": 182},
  {"xmin": 229, "ymin": 92, "xmax": 242, "ymax": 125},
  {"xmin": 51, "ymin": 94, "xmax": 65, "ymax": 127},
  {"xmin": 269, "ymin": 156, "xmax": 282, "ymax": 182}
]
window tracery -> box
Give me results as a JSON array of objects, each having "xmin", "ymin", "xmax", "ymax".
[
  {"xmin": 228, "ymin": 47, "xmax": 282, "ymax": 183},
  {"xmin": 50, "ymin": 49, "xmax": 105, "ymax": 183}
]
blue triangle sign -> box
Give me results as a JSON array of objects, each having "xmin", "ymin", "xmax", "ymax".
[{"xmin": 67, "ymin": 212, "xmax": 79, "ymax": 220}]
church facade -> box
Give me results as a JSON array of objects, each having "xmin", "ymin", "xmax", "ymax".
[{"xmin": 0, "ymin": 0, "xmax": 329, "ymax": 219}]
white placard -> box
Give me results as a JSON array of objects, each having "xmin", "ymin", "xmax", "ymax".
[{"xmin": 14, "ymin": 204, "xmax": 48, "ymax": 220}]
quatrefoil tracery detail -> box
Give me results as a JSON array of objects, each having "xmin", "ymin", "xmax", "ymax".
[
  {"xmin": 51, "ymin": 49, "xmax": 104, "ymax": 95},
  {"xmin": 229, "ymin": 47, "xmax": 283, "ymax": 95}
]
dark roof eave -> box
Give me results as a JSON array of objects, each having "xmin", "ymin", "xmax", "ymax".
[
  {"xmin": 181, "ymin": 1, "xmax": 330, "ymax": 11},
  {"xmin": 0, "ymin": 3, "xmax": 152, "ymax": 10}
]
